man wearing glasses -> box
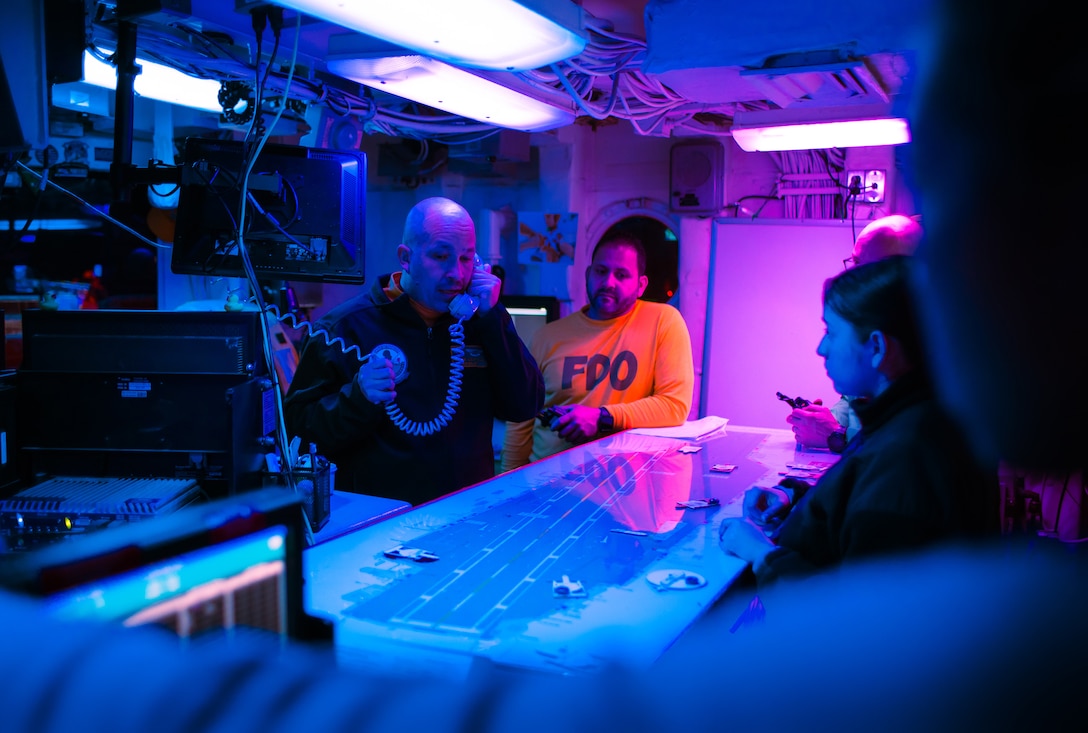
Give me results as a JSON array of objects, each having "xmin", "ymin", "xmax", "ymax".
[
  {"xmin": 842, "ymin": 214, "xmax": 924, "ymax": 270},
  {"xmin": 790, "ymin": 214, "xmax": 925, "ymax": 453}
]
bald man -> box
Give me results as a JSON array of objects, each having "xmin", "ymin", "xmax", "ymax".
[
  {"xmin": 284, "ymin": 197, "xmax": 544, "ymax": 505},
  {"xmin": 788, "ymin": 215, "xmax": 925, "ymax": 452},
  {"xmin": 847, "ymin": 214, "xmax": 924, "ymax": 266}
]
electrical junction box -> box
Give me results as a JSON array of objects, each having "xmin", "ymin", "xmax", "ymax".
[{"xmin": 846, "ymin": 169, "xmax": 886, "ymax": 203}]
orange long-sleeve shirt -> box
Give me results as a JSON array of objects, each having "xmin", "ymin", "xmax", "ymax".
[{"xmin": 501, "ymin": 299, "xmax": 694, "ymax": 471}]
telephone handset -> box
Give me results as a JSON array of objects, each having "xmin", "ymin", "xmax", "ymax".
[
  {"xmin": 380, "ymin": 254, "xmax": 487, "ymax": 437},
  {"xmin": 448, "ymin": 255, "xmax": 485, "ymax": 322}
]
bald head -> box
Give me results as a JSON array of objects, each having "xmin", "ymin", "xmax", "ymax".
[
  {"xmin": 851, "ymin": 215, "xmax": 924, "ymax": 266},
  {"xmin": 397, "ymin": 197, "xmax": 478, "ymax": 313},
  {"xmin": 402, "ymin": 197, "xmax": 475, "ymax": 248}
]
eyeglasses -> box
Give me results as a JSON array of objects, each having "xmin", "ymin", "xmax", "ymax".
[{"xmin": 842, "ymin": 255, "xmax": 857, "ymax": 270}]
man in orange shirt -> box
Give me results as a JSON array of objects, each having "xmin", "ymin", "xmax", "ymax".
[{"xmin": 501, "ymin": 233, "xmax": 694, "ymax": 470}]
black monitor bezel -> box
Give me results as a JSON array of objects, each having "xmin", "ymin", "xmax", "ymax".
[
  {"xmin": 170, "ymin": 137, "xmax": 366, "ymax": 285},
  {"xmin": 0, "ymin": 488, "xmax": 324, "ymax": 642}
]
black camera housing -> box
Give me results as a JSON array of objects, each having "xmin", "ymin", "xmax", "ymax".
[
  {"xmin": 537, "ymin": 407, "xmax": 560, "ymax": 426},
  {"xmin": 776, "ymin": 392, "xmax": 811, "ymax": 409}
]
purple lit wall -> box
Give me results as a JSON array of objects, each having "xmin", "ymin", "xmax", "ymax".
[{"xmin": 703, "ymin": 219, "xmax": 858, "ymax": 428}]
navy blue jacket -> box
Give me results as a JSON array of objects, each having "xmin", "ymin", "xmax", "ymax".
[
  {"xmin": 759, "ymin": 371, "xmax": 1000, "ymax": 584},
  {"xmin": 284, "ymin": 274, "xmax": 544, "ymax": 505}
]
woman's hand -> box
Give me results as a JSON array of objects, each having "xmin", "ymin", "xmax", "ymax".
[
  {"xmin": 718, "ymin": 516, "xmax": 776, "ymax": 568},
  {"xmin": 742, "ymin": 486, "xmax": 792, "ymax": 531}
]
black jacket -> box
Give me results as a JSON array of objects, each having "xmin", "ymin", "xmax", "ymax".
[
  {"xmin": 284, "ymin": 274, "xmax": 544, "ymax": 505},
  {"xmin": 759, "ymin": 371, "xmax": 1000, "ymax": 584}
]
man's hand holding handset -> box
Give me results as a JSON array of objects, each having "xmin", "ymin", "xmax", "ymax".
[
  {"xmin": 467, "ymin": 259, "xmax": 502, "ymax": 316},
  {"xmin": 358, "ymin": 356, "xmax": 396, "ymax": 405},
  {"xmin": 450, "ymin": 256, "xmax": 501, "ymax": 321}
]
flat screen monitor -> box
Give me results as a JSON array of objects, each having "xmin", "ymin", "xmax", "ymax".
[
  {"xmin": 171, "ymin": 137, "xmax": 366, "ymax": 284},
  {"xmin": 0, "ymin": 3, "xmax": 49, "ymax": 160},
  {"xmin": 0, "ymin": 488, "xmax": 328, "ymax": 644},
  {"xmin": 501, "ymin": 295, "xmax": 560, "ymax": 346},
  {"xmin": 0, "ymin": 52, "xmax": 29, "ymax": 159}
]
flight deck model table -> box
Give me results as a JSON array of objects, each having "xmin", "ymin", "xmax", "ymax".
[{"xmin": 304, "ymin": 422, "xmax": 837, "ymax": 679}]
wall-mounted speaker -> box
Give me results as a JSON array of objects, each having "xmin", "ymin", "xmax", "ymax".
[{"xmin": 669, "ymin": 140, "xmax": 724, "ymax": 214}]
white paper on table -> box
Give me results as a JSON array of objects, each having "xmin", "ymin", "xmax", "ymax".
[{"xmin": 626, "ymin": 416, "xmax": 729, "ymax": 440}]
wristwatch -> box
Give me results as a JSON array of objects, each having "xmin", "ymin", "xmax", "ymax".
[
  {"xmin": 597, "ymin": 406, "xmax": 615, "ymax": 433},
  {"xmin": 827, "ymin": 430, "xmax": 848, "ymax": 454}
]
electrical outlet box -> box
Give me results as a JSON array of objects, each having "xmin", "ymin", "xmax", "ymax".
[{"xmin": 846, "ymin": 169, "xmax": 886, "ymax": 204}]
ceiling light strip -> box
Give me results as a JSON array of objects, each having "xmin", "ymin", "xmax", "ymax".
[
  {"xmin": 80, "ymin": 50, "xmax": 222, "ymax": 113},
  {"xmin": 272, "ymin": 0, "xmax": 586, "ymax": 71},
  {"xmin": 328, "ymin": 55, "xmax": 575, "ymax": 132}
]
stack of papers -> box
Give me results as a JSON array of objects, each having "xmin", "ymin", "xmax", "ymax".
[{"xmin": 627, "ymin": 416, "xmax": 729, "ymax": 440}]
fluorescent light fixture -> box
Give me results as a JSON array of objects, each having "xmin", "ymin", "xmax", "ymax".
[
  {"xmin": 81, "ymin": 50, "xmax": 223, "ymax": 114},
  {"xmin": 327, "ymin": 55, "xmax": 576, "ymax": 132},
  {"xmin": 731, "ymin": 105, "xmax": 912, "ymax": 152},
  {"xmin": 272, "ymin": 0, "xmax": 586, "ymax": 71}
]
